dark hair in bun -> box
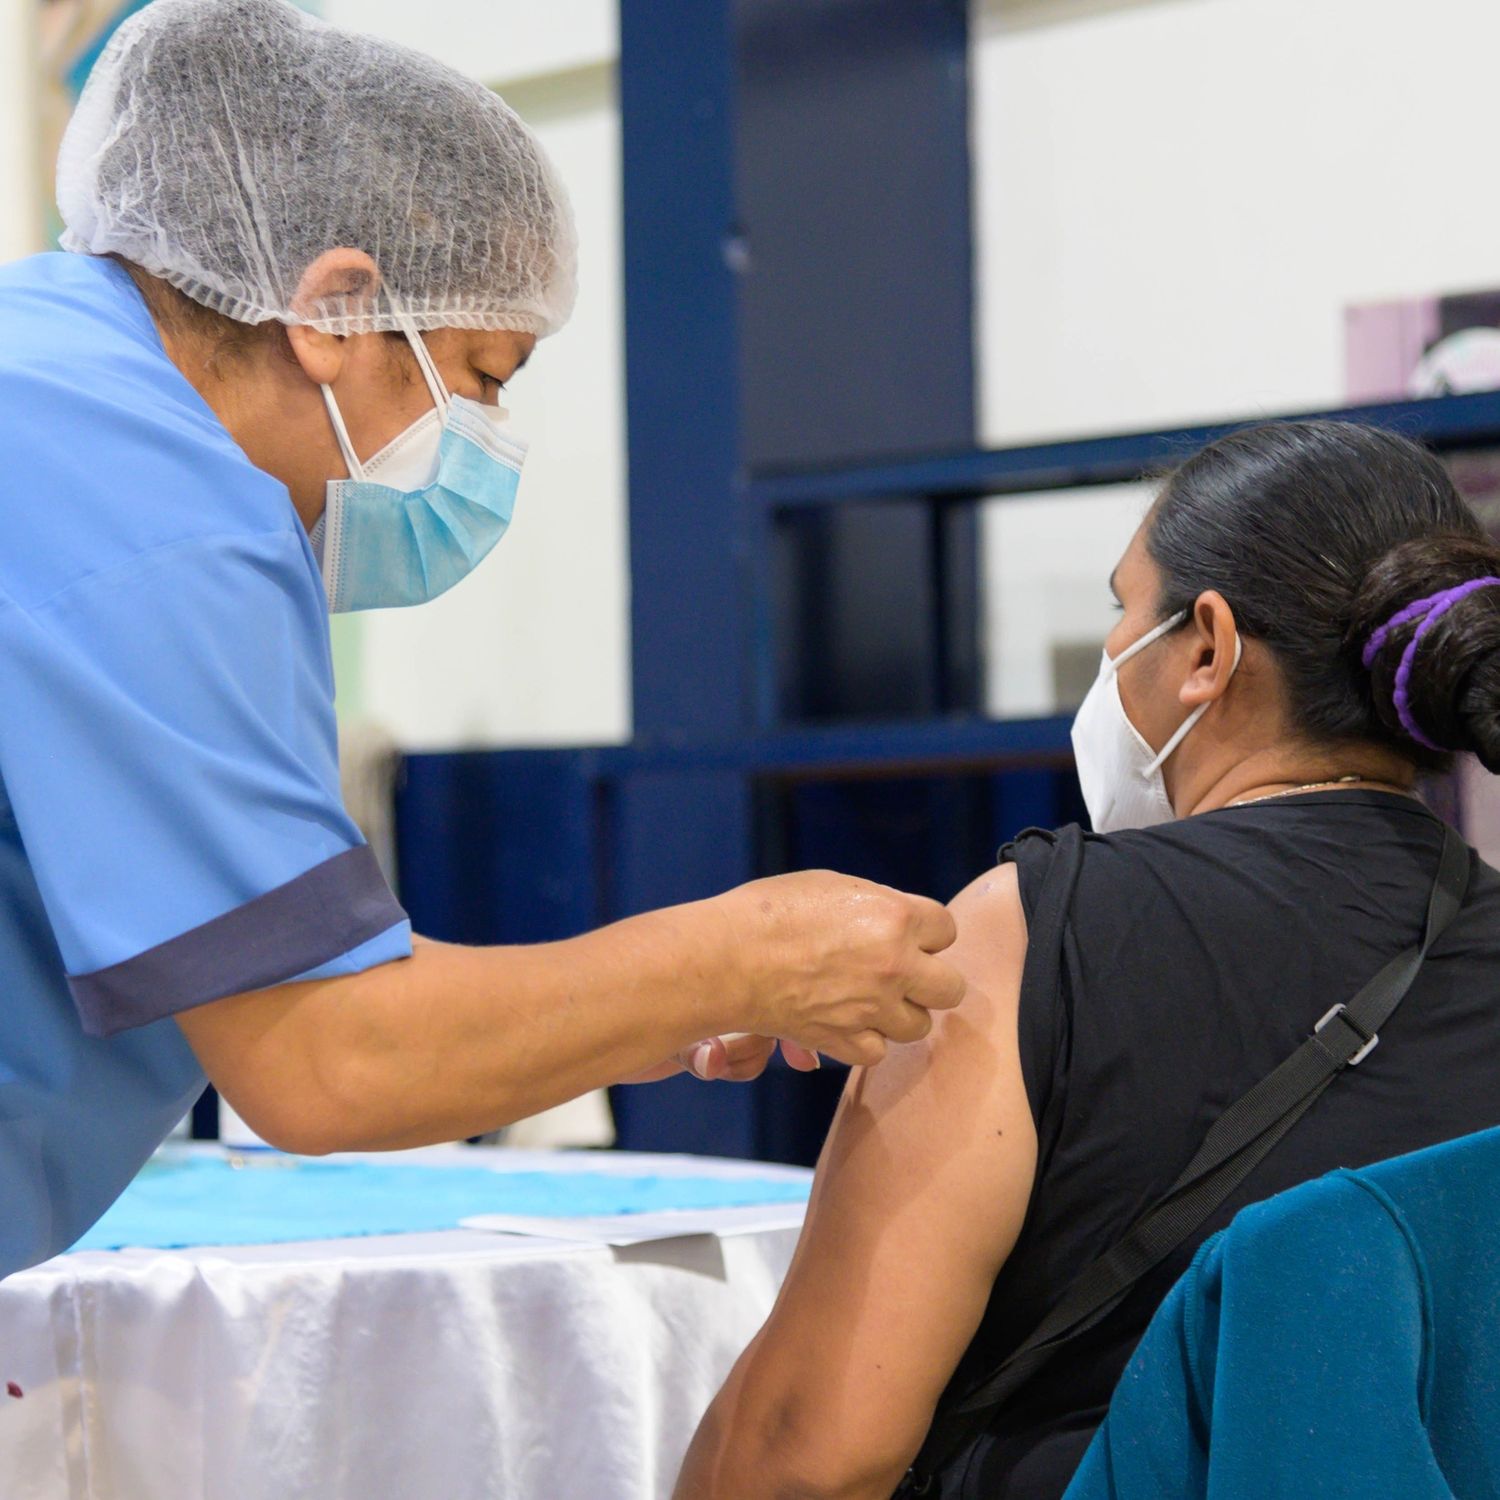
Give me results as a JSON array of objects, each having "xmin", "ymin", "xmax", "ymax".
[
  {"xmin": 1349, "ymin": 535, "xmax": 1500, "ymax": 771},
  {"xmin": 1145, "ymin": 419, "xmax": 1500, "ymax": 771}
]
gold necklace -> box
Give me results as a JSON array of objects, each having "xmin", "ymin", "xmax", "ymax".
[{"xmin": 1229, "ymin": 774, "xmax": 1369, "ymax": 809}]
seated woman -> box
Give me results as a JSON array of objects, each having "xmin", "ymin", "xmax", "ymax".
[{"xmin": 672, "ymin": 419, "xmax": 1500, "ymax": 1500}]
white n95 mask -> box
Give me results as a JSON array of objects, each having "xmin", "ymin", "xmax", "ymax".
[
  {"xmin": 1070, "ymin": 610, "xmax": 1242, "ymax": 834},
  {"xmin": 312, "ymin": 325, "xmax": 527, "ymax": 613}
]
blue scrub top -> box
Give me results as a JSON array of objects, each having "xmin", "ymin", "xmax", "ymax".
[{"xmin": 0, "ymin": 253, "xmax": 412, "ymax": 1279}]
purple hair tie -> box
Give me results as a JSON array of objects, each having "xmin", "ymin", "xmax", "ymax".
[{"xmin": 1361, "ymin": 575, "xmax": 1500, "ymax": 750}]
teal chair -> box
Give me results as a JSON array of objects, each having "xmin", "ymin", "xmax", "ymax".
[{"xmin": 1066, "ymin": 1126, "xmax": 1500, "ymax": 1499}]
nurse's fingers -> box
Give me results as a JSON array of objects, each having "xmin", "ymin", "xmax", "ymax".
[
  {"xmin": 779, "ymin": 1040, "xmax": 822, "ymax": 1072},
  {"xmin": 687, "ymin": 1035, "xmax": 822, "ymax": 1077},
  {"xmin": 901, "ymin": 953, "xmax": 968, "ymax": 1013},
  {"xmin": 910, "ymin": 896, "xmax": 959, "ymax": 955},
  {"xmin": 820, "ymin": 1029, "xmax": 888, "ymax": 1069},
  {"xmin": 717, "ymin": 1033, "xmax": 778, "ymax": 1081},
  {"xmin": 679, "ymin": 1033, "xmax": 780, "ymax": 1082},
  {"xmin": 871, "ymin": 997, "xmax": 937, "ymax": 1047},
  {"xmin": 680, "ymin": 1037, "xmax": 728, "ymax": 1080}
]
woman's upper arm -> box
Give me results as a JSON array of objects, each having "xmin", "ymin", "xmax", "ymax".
[{"xmin": 707, "ymin": 861, "xmax": 1037, "ymax": 1491}]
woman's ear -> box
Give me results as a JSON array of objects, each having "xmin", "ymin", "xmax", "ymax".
[
  {"xmin": 1181, "ymin": 591, "xmax": 1240, "ymax": 706},
  {"xmin": 284, "ymin": 248, "xmax": 382, "ymax": 387}
]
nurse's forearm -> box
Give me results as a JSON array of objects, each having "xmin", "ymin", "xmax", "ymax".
[
  {"xmin": 179, "ymin": 901, "xmax": 741, "ymax": 1154},
  {"xmin": 177, "ymin": 869, "xmax": 966, "ymax": 1155}
]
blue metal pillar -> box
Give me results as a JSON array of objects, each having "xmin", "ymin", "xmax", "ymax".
[
  {"xmin": 616, "ymin": 0, "xmax": 766, "ymax": 1154},
  {"xmin": 620, "ymin": 2, "xmax": 748, "ymax": 741},
  {"xmin": 396, "ymin": 751, "xmax": 605, "ymax": 945}
]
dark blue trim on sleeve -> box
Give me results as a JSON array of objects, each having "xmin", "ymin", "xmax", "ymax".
[{"xmin": 69, "ymin": 845, "xmax": 408, "ymax": 1039}]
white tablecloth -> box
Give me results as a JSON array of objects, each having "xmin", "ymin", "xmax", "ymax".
[{"xmin": 0, "ymin": 1149, "xmax": 810, "ymax": 1500}]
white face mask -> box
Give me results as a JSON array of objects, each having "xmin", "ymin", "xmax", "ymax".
[{"xmin": 1070, "ymin": 610, "xmax": 1242, "ymax": 834}]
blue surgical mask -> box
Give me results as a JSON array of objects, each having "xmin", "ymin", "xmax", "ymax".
[{"xmin": 311, "ymin": 325, "xmax": 527, "ymax": 613}]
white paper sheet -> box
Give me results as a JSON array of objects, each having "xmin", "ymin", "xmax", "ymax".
[{"xmin": 460, "ymin": 1201, "xmax": 808, "ymax": 1247}]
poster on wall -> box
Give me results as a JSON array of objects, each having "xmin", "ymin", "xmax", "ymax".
[
  {"xmin": 1346, "ymin": 286, "xmax": 1500, "ymax": 533},
  {"xmin": 1347, "ymin": 289, "xmax": 1500, "ymax": 406}
]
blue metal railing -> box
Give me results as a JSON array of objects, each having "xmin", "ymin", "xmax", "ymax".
[{"xmin": 749, "ymin": 392, "xmax": 1500, "ymax": 508}]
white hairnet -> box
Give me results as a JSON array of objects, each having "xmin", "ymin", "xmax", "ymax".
[{"xmin": 56, "ymin": 0, "xmax": 577, "ymax": 338}]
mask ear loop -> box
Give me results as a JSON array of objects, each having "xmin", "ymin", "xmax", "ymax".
[
  {"xmin": 1106, "ymin": 609, "xmax": 1188, "ymax": 674},
  {"xmin": 320, "ymin": 316, "xmax": 449, "ymax": 482},
  {"xmin": 1141, "ymin": 632, "xmax": 1244, "ymax": 777},
  {"xmin": 321, "ymin": 384, "xmax": 366, "ymax": 482},
  {"xmin": 395, "ymin": 315, "xmax": 451, "ymax": 416}
]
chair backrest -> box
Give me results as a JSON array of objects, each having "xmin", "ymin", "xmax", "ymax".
[{"xmin": 1062, "ymin": 1125, "xmax": 1500, "ymax": 1500}]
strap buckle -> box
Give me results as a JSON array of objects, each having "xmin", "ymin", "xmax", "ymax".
[{"xmin": 1315, "ymin": 1003, "xmax": 1379, "ymax": 1066}]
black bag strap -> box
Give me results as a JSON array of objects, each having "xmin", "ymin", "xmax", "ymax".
[{"xmin": 900, "ymin": 824, "xmax": 1471, "ymax": 1494}]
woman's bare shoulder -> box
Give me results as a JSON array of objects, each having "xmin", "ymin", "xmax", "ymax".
[{"xmin": 939, "ymin": 860, "xmax": 1028, "ymax": 1033}]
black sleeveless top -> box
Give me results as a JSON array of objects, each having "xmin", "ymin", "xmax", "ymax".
[{"xmin": 942, "ymin": 791, "xmax": 1500, "ymax": 1498}]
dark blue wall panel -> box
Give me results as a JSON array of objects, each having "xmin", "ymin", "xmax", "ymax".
[
  {"xmin": 606, "ymin": 768, "xmax": 755, "ymax": 917},
  {"xmin": 623, "ymin": 0, "xmax": 978, "ymax": 739},
  {"xmin": 396, "ymin": 751, "xmax": 604, "ymax": 945},
  {"xmin": 773, "ymin": 500, "xmax": 983, "ymax": 723},
  {"xmin": 737, "ymin": 0, "xmax": 974, "ymax": 469},
  {"xmin": 737, "ymin": 0, "xmax": 979, "ymax": 727},
  {"xmin": 603, "ymin": 766, "xmax": 762, "ymax": 1155}
]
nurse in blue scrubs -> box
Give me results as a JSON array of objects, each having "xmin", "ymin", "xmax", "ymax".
[{"xmin": 0, "ymin": 0, "xmax": 964, "ymax": 1281}]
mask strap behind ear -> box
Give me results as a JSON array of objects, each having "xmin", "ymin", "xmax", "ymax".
[
  {"xmin": 395, "ymin": 314, "xmax": 451, "ymax": 415},
  {"xmin": 1110, "ymin": 609, "xmax": 1188, "ymax": 671},
  {"xmin": 321, "ymin": 384, "xmax": 365, "ymax": 482},
  {"xmin": 1142, "ymin": 633, "xmax": 1244, "ymax": 778}
]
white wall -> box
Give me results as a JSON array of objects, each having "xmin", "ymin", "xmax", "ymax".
[
  {"xmin": 974, "ymin": 0, "xmax": 1500, "ymax": 443},
  {"xmin": 321, "ymin": 0, "xmax": 614, "ymax": 86},
  {"xmin": 976, "ymin": 0, "xmax": 1500, "ymax": 716},
  {"xmin": 1, "ymin": 0, "xmax": 40, "ymax": 260},
  {"xmin": 984, "ymin": 484, "xmax": 1150, "ymax": 717}
]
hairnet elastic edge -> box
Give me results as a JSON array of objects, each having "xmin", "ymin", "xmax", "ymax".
[{"xmin": 60, "ymin": 246, "xmax": 564, "ymax": 340}]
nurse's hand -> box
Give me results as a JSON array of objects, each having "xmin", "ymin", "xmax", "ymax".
[
  {"xmin": 714, "ymin": 871, "xmax": 965, "ymax": 1068},
  {"xmin": 619, "ymin": 1035, "xmax": 822, "ymax": 1086}
]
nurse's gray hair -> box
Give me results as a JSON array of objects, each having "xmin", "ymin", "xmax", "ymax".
[{"xmin": 55, "ymin": 0, "xmax": 577, "ymax": 339}]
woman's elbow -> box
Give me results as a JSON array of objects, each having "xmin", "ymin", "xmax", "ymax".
[
  {"xmin": 746, "ymin": 1453, "xmax": 913, "ymax": 1500},
  {"xmin": 743, "ymin": 1402, "xmax": 917, "ymax": 1500}
]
